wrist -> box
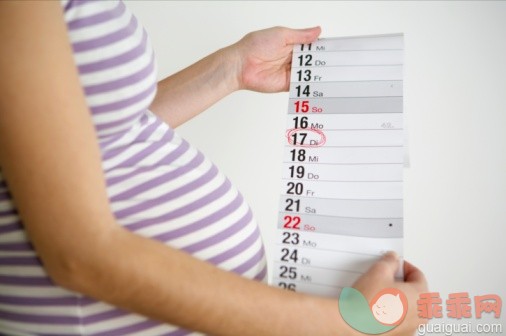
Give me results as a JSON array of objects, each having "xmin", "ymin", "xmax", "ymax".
[
  {"xmin": 299, "ymin": 295, "xmax": 357, "ymax": 336},
  {"xmin": 215, "ymin": 44, "xmax": 243, "ymax": 93}
]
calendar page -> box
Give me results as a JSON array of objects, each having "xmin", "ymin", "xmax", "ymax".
[{"xmin": 272, "ymin": 34, "xmax": 404, "ymax": 297}]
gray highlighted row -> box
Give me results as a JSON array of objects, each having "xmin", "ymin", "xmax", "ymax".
[
  {"xmin": 278, "ymin": 211, "xmax": 403, "ymax": 238},
  {"xmin": 288, "ymin": 96, "xmax": 402, "ymax": 114},
  {"xmin": 289, "ymin": 80, "xmax": 402, "ymax": 99}
]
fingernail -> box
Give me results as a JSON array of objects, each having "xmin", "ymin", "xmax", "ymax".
[{"xmin": 383, "ymin": 251, "xmax": 399, "ymax": 260}]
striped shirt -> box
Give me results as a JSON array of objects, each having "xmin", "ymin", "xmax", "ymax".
[{"xmin": 0, "ymin": 1, "xmax": 267, "ymax": 335}]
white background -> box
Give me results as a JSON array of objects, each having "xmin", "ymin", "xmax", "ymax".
[{"xmin": 126, "ymin": 0, "xmax": 506, "ymax": 327}]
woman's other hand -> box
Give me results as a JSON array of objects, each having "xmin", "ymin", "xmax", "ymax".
[
  {"xmin": 352, "ymin": 252, "xmax": 429, "ymax": 336},
  {"xmin": 230, "ymin": 26, "xmax": 321, "ymax": 93}
]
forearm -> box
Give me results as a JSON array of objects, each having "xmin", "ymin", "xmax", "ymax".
[
  {"xmin": 55, "ymin": 225, "xmax": 352, "ymax": 336},
  {"xmin": 149, "ymin": 46, "xmax": 240, "ymax": 128},
  {"xmin": 149, "ymin": 26, "xmax": 323, "ymax": 129}
]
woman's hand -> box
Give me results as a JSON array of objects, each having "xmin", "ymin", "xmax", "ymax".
[
  {"xmin": 352, "ymin": 252, "xmax": 429, "ymax": 336},
  {"xmin": 151, "ymin": 26, "xmax": 321, "ymax": 127},
  {"xmin": 230, "ymin": 26, "xmax": 321, "ymax": 93}
]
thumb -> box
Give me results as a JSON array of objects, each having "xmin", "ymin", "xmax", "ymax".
[
  {"xmin": 368, "ymin": 251, "xmax": 401, "ymax": 282},
  {"xmin": 352, "ymin": 252, "xmax": 400, "ymax": 299},
  {"xmin": 285, "ymin": 26, "xmax": 321, "ymax": 45}
]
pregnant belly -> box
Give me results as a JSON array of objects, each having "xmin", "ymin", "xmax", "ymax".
[{"xmin": 101, "ymin": 113, "xmax": 267, "ymax": 281}]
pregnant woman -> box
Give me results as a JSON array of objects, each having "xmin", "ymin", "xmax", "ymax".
[{"xmin": 0, "ymin": 1, "xmax": 426, "ymax": 335}]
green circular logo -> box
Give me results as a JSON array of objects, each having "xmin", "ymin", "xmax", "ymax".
[{"xmin": 338, "ymin": 287, "xmax": 408, "ymax": 334}]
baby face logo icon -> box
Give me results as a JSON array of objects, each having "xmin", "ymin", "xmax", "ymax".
[
  {"xmin": 339, "ymin": 287, "xmax": 408, "ymax": 334},
  {"xmin": 370, "ymin": 288, "xmax": 408, "ymax": 326}
]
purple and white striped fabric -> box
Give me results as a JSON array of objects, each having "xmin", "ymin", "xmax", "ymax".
[{"xmin": 0, "ymin": 1, "xmax": 266, "ymax": 335}]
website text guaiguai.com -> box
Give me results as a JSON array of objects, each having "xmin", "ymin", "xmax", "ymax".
[{"xmin": 418, "ymin": 322, "xmax": 503, "ymax": 335}]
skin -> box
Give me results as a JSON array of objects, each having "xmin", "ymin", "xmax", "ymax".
[{"xmin": 0, "ymin": 2, "xmax": 427, "ymax": 335}]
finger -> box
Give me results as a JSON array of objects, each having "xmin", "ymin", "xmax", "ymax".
[
  {"xmin": 285, "ymin": 26, "xmax": 321, "ymax": 45},
  {"xmin": 364, "ymin": 251, "xmax": 401, "ymax": 283},
  {"xmin": 378, "ymin": 251, "xmax": 401, "ymax": 276},
  {"xmin": 352, "ymin": 251, "xmax": 400, "ymax": 299},
  {"xmin": 404, "ymin": 260, "xmax": 427, "ymax": 286}
]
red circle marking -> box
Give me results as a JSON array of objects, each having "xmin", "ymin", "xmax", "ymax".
[{"xmin": 286, "ymin": 128, "xmax": 327, "ymax": 147}]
